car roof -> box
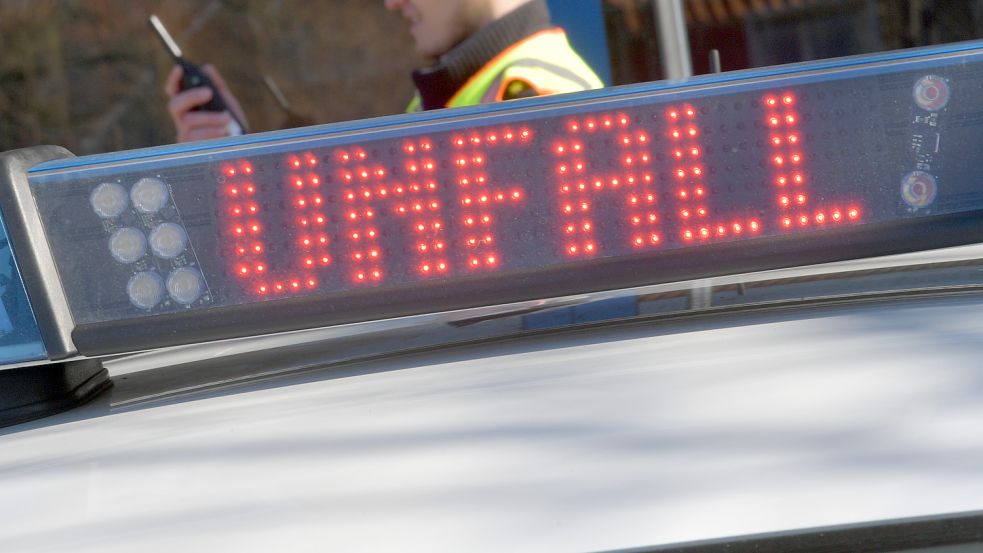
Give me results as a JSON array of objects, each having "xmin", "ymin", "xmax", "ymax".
[{"xmin": 2, "ymin": 290, "xmax": 983, "ymax": 552}]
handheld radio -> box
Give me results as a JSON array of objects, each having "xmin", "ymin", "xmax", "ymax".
[{"xmin": 149, "ymin": 14, "xmax": 246, "ymax": 136}]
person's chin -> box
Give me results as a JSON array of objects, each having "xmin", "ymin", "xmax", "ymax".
[{"xmin": 414, "ymin": 41, "xmax": 441, "ymax": 58}]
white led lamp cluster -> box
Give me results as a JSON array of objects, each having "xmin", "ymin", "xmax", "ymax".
[{"xmin": 89, "ymin": 177, "xmax": 206, "ymax": 310}]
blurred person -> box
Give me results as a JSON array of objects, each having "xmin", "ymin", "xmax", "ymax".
[{"xmin": 165, "ymin": 0, "xmax": 603, "ymax": 142}]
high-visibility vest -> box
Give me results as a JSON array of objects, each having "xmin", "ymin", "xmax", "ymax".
[{"xmin": 408, "ymin": 28, "xmax": 603, "ymax": 112}]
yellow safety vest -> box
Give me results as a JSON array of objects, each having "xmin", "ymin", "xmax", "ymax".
[{"xmin": 408, "ymin": 28, "xmax": 602, "ymax": 112}]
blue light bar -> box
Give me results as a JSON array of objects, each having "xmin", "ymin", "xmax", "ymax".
[{"xmin": 0, "ymin": 210, "xmax": 45, "ymax": 365}]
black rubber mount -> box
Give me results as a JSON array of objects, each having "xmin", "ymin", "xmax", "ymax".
[{"xmin": 0, "ymin": 358, "xmax": 111, "ymax": 428}]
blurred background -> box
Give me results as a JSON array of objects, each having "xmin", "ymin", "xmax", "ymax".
[{"xmin": 2, "ymin": 0, "xmax": 983, "ymax": 156}]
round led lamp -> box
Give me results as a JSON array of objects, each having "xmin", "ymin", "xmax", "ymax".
[
  {"xmin": 90, "ymin": 182, "xmax": 129, "ymax": 219},
  {"xmin": 130, "ymin": 177, "xmax": 170, "ymax": 214},
  {"xmin": 127, "ymin": 271, "xmax": 165, "ymax": 310},
  {"xmin": 166, "ymin": 267, "xmax": 204, "ymax": 305},
  {"xmin": 108, "ymin": 227, "xmax": 147, "ymax": 264},
  {"xmin": 149, "ymin": 223, "xmax": 188, "ymax": 259},
  {"xmin": 913, "ymin": 75, "xmax": 951, "ymax": 112}
]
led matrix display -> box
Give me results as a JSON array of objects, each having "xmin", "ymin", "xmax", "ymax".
[
  {"xmin": 199, "ymin": 90, "xmax": 870, "ymax": 304},
  {"xmin": 24, "ymin": 44, "xmax": 983, "ymax": 353}
]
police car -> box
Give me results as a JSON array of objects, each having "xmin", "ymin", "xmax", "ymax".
[{"xmin": 1, "ymin": 41, "xmax": 983, "ymax": 552}]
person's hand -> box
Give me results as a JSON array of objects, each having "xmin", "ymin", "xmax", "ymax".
[{"xmin": 164, "ymin": 64, "xmax": 248, "ymax": 143}]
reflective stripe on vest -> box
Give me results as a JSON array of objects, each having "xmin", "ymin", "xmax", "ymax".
[
  {"xmin": 451, "ymin": 28, "xmax": 602, "ymax": 106},
  {"xmin": 407, "ymin": 28, "xmax": 602, "ymax": 112},
  {"xmin": 480, "ymin": 57, "xmax": 600, "ymax": 103}
]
